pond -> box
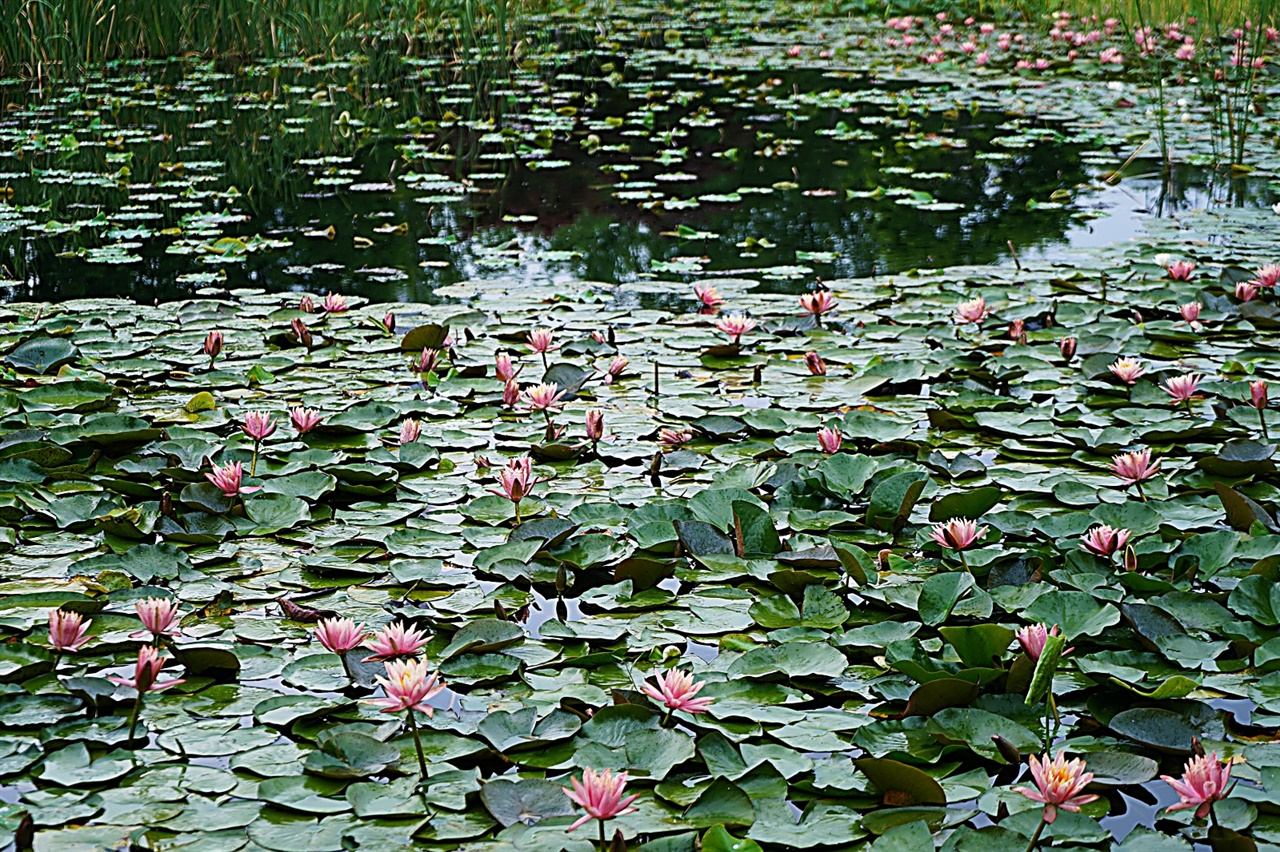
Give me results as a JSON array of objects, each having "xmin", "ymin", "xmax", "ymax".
[{"xmin": 2, "ymin": 4, "xmax": 1280, "ymax": 852}]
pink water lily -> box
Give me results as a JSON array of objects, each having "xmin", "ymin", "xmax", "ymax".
[
  {"xmin": 1109, "ymin": 357, "xmax": 1145, "ymax": 385},
  {"xmin": 502, "ymin": 379, "xmax": 521, "ymax": 407},
  {"xmin": 715, "ymin": 314, "xmax": 756, "ymax": 344},
  {"xmin": 642, "ymin": 669, "xmax": 714, "ymax": 717},
  {"xmin": 565, "ymin": 767, "xmax": 640, "ymax": 833},
  {"xmin": 1058, "ymin": 337, "xmax": 1077, "ymax": 361},
  {"xmin": 203, "ymin": 330, "xmax": 222, "ymax": 367},
  {"xmin": 1161, "ymin": 373, "xmax": 1203, "ymax": 405},
  {"xmin": 489, "ymin": 457, "xmax": 546, "ymax": 523},
  {"xmin": 1256, "ymin": 264, "xmax": 1280, "ymax": 288},
  {"xmin": 315, "ymin": 617, "xmax": 368, "ymax": 654},
  {"xmin": 1014, "ymin": 751, "xmax": 1098, "ymax": 824},
  {"xmin": 523, "ymin": 383, "xmax": 567, "ymax": 415},
  {"xmin": 291, "ymin": 317, "xmax": 313, "ymax": 348},
  {"xmin": 399, "ymin": 419, "xmax": 421, "ymax": 445},
  {"xmin": 1166, "ymin": 260, "xmax": 1196, "ymax": 281},
  {"xmin": 414, "ymin": 347, "xmax": 441, "ymax": 375},
  {"xmin": 299, "ymin": 295, "xmax": 315, "ymax": 313},
  {"xmin": 1179, "ymin": 301, "xmax": 1202, "ymax": 325},
  {"xmin": 241, "ymin": 411, "xmax": 277, "ymax": 441},
  {"xmin": 322, "ymin": 292, "xmax": 348, "ymax": 312},
  {"xmin": 1162, "ymin": 752, "xmax": 1236, "ymax": 819},
  {"xmin": 363, "ymin": 621, "xmax": 429, "ymax": 662},
  {"xmin": 1017, "ymin": 623, "xmax": 1064, "ymax": 662},
  {"xmin": 817, "ymin": 427, "xmax": 843, "ymax": 454},
  {"xmin": 1250, "ymin": 379, "xmax": 1268, "ymax": 409},
  {"xmin": 290, "ymin": 406, "xmax": 322, "ymax": 434},
  {"xmin": 205, "ymin": 461, "xmax": 260, "ymax": 498},
  {"xmin": 694, "ymin": 283, "xmax": 725, "ymax": 309},
  {"xmin": 1080, "ymin": 525, "xmax": 1131, "ymax": 558},
  {"xmin": 1237, "ymin": 281, "xmax": 1261, "ymax": 302},
  {"xmin": 1110, "ymin": 448, "xmax": 1160, "ymax": 485},
  {"xmin": 48, "ymin": 609, "xmax": 91, "ymax": 653},
  {"xmin": 367, "ymin": 658, "xmax": 447, "ymax": 716},
  {"xmin": 804, "ymin": 351, "xmax": 827, "ymax": 375},
  {"xmin": 955, "ymin": 296, "xmax": 989, "ymax": 325},
  {"xmin": 528, "ymin": 328, "xmax": 557, "ymax": 357},
  {"xmin": 659, "ymin": 428, "xmax": 693, "ymax": 448},
  {"xmin": 110, "ymin": 645, "xmax": 185, "ymax": 693},
  {"xmin": 800, "ymin": 290, "xmax": 837, "ymax": 318},
  {"xmin": 382, "ymin": 312, "xmax": 395, "ymax": 333},
  {"xmin": 586, "ymin": 410, "xmax": 604, "ymax": 443},
  {"xmin": 929, "ymin": 517, "xmax": 986, "ymax": 551},
  {"xmin": 131, "ymin": 598, "xmax": 181, "ymax": 639},
  {"xmin": 602, "ymin": 356, "xmax": 628, "ymax": 384},
  {"xmin": 495, "ymin": 352, "xmax": 520, "ymax": 383}
]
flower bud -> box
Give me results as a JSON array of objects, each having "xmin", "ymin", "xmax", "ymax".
[
  {"xmin": 804, "ymin": 351, "xmax": 827, "ymax": 376},
  {"xmin": 1058, "ymin": 336, "xmax": 1077, "ymax": 361}
]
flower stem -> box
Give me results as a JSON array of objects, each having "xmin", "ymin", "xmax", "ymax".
[
  {"xmin": 1024, "ymin": 816, "xmax": 1047, "ymax": 852},
  {"xmin": 1135, "ymin": 481, "xmax": 1147, "ymax": 503},
  {"xmin": 958, "ymin": 550, "xmax": 969, "ymax": 572},
  {"xmin": 513, "ymin": 501, "xmax": 522, "ymax": 527},
  {"xmin": 662, "ymin": 708, "xmax": 674, "ymax": 728},
  {"xmin": 250, "ymin": 442, "xmax": 259, "ymax": 477},
  {"xmin": 598, "ymin": 819, "xmax": 606, "ymax": 852},
  {"xmin": 127, "ymin": 692, "xmax": 145, "ymax": 742},
  {"xmin": 405, "ymin": 709, "xmax": 428, "ymax": 781},
  {"xmin": 1262, "ymin": 407, "xmax": 1270, "ymax": 441}
]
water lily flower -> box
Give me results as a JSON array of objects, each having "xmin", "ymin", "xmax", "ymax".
[
  {"xmin": 929, "ymin": 517, "xmax": 986, "ymax": 551},
  {"xmin": 643, "ymin": 669, "xmax": 714, "ymax": 723},
  {"xmin": 523, "ymin": 383, "xmax": 567, "ymax": 417},
  {"xmin": 1179, "ymin": 301, "xmax": 1202, "ymax": 325},
  {"xmin": 1008, "ymin": 318, "xmax": 1025, "ymax": 341},
  {"xmin": 322, "ymin": 292, "xmax": 348, "ymax": 312},
  {"xmin": 368, "ymin": 658, "xmax": 446, "ymax": 716},
  {"xmin": 1256, "ymin": 264, "xmax": 1280, "ymax": 288},
  {"xmin": 489, "ymin": 457, "xmax": 545, "ymax": 523},
  {"xmin": 1109, "ymin": 357, "xmax": 1145, "ymax": 385},
  {"xmin": 1163, "ymin": 261, "xmax": 1194, "ymax": 280},
  {"xmin": 1110, "ymin": 449, "xmax": 1161, "ymax": 498},
  {"xmin": 695, "ymin": 283, "xmax": 725, "ymax": 309},
  {"xmin": 502, "ymin": 380, "xmax": 521, "ymax": 407},
  {"xmin": 1250, "ymin": 379, "xmax": 1268, "ymax": 409},
  {"xmin": 242, "ymin": 411, "xmax": 277, "ymax": 442},
  {"xmin": 1014, "ymin": 751, "xmax": 1099, "ymax": 824},
  {"xmin": 955, "ymin": 296, "xmax": 989, "ymax": 325},
  {"xmin": 800, "ymin": 290, "xmax": 837, "ymax": 319},
  {"xmin": 602, "ymin": 356, "xmax": 628, "ymax": 384},
  {"xmin": 290, "ymin": 406, "xmax": 321, "ymax": 434},
  {"xmin": 528, "ymin": 328, "xmax": 557, "ymax": 354},
  {"xmin": 1236, "ymin": 281, "xmax": 1261, "ymax": 302},
  {"xmin": 382, "ymin": 312, "xmax": 395, "ymax": 333},
  {"xmin": 586, "ymin": 410, "xmax": 604, "ymax": 444},
  {"xmin": 48, "ymin": 609, "xmax": 91, "ymax": 653},
  {"xmin": 131, "ymin": 598, "xmax": 181, "ymax": 640},
  {"xmin": 1059, "ymin": 337, "xmax": 1077, "ymax": 361},
  {"xmin": 565, "ymin": 767, "xmax": 640, "ymax": 835},
  {"xmin": 1016, "ymin": 623, "xmax": 1065, "ymax": 662},
  {"xmin": 110, "ymin": 645, "xmax": 185, "ymax": 694},
  {"xmin": 205, "ymin": 461, "xmax": 259, "ymax": 498},
  {"xmin": 804, "ymin": 351, "xmax": 827, "ymax": 375},
  {"xmin": 314, "ymin": 617, "xmax": 368, "ymax": 654},
  {"xmin": 659, "ymin": 428, "xmax": 693, "ymax": 448},
  {"xmin": 1161, "ymin": 752, "xmax": 1236, "ymax": 819},
  {"xmin": 414, "ymin": 347, "xmax": 441, "ymax": 375},
  {"xmin": 1080, "ymin": 525, "xmax": 1131, "ymax": 558},
  {"xmin": 203, "ymin": 330, "xmax": 223, "ymax": 368},
  {"xmin": 363, "ymin": 621, "xmax": 430, "ymax": 662},
  {"xmin": 495, "ymin": 353, "xmax": 520, "ymax": 383},
  {"xmin": 715, "ymin": 314, "xmax": 756, "ymax": 344},
  {"xmin": 399, "ymin": 419, "xmax": 421, "ymax": 445},
  {"xmin": 291, "ymin": 317, "xmax": 313, "ymax": 348},
  {"xmin": 817, "ymin": 427, "xmax": 843, "ymax": 454},
  {"xmin": 299, "ymin": 295, "xmax": 315, "ymax": 313},
  {"xmin": 1161, "ymin": 373, "xmax": 1203, "ymax": 409}
]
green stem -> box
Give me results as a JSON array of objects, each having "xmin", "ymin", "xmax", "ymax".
[
  {"xmin": 127, "ymin": 692, "xmax": 145, "ymax": 742},
  {"xmin": 1135, "ymin": 481, "xmax": 1147, "ymax": 503},
  {"xmin": 1023, "ymin": 816, "xmax": 1047, "ymax": 852},
  {"xmin": 513, "ymin": 501, "xmax": 521, "ymax": 527},
  {"xmin": 250, "ymin": 442, "xmax": 259, "ymax": 477},
  {"xmin": 662, "ymin": 707, "xmax": 674, "ymax": 728},
  {"xmin": 406, "ymin": 709, "xmax": 428, "ymax": 781},
  {"xmin": 598, "ymin": 819, "xmax": 606, "ymax": 852},
  {"xmin": 1262, "ymin": 407, "xmax": 1270, "ymax": 441},
  {"xmin": 958, "ymin": 550, "xmax": 968, "ymax": 572}
]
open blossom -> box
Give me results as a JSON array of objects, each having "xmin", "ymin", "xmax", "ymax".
[
  {"xmin": 1080, "ymin": 525, "xmax": 1131, "ymax": 558},
  {"xmin": 242, "ymin": 411, "xmax": 277, "ymax": 441},
  {"xmin": 1166, "ymin": 260, "xmax": 1196, "ymax": 281},
  {"xmin": 1059, "ymin": 337, "xmax": 1077, "ymax": 360},
  {"xmin": 1251, "ymin": 380, "xmax": 1269, "ymax": 409},
  {"xmin": 203, "ymin": 330, "xmax": 223, "ymax": 362},
  {"xmin": 49, "ymin": 609, "xmax": 91, "ymax": 652},
  {"xmin": 315, "ymin": 617, "xmax": 368, "ymax": 654},
  {"xmin": 716, "ymin": 314, "xmax": 756, "ymax": 343},
  {"xmin": 804, "ymin": 352, "xmax": 827, "ymax": 375},
  {"xmin": 110, "ymin": 646, "xmax": 185, "ymax": 693},
  {"xmin": 659, "ymin": 428, "xmax": 693, "ymax": 448},
  {"xmin": 1162, "ymin": 753, "xmax": 1236, "ymax": 819},
  {"xmin": 1237, "ymin": 281, "xmax": 1261, "ymax": 302},
  {"xmin": 1109, "ymin": 358, "xmax": 1145, "ymax": 385},
  {"xmin": 205, "ymin": 461, "xmax": 259, "ymax": 497},
  {"xmin": 800, "ymin": 290, "xmax": 837, "ymax": 317},
  {"xmin": 1014, "ymin": 752, "xmax": 1098, "ymax": 824},
  {"xmin": 817, "ymin": 427, "xmax": 843, "ymax": 454},
  {"xmin": 495, "ymin": 353, "xmax": 520, "ymax": 383},
  {"xmin": 414, "ymin": 348, "xmax": 441, "ymax": 375},
  {"xmin": 695, "ymin": 283, "xmax": 725, "ymax": 308},
  {"xmin": 367, "ymin": 658, "xmax": 446, "ymax": 715},
  {"xmin": 528, "ymin": 328, "xmax": 557, "ymax": 354},
  {"xmin": 489, "ymin": 456, "xmax": 543, "ymax": 505},
  {"xmin": 586, "ymin": 410, "xmax": 604, "ymax": 442},
  {"xmin": 363, "ymin": 622, "xmax": 429, "ymax": 662},
  {"xmin": 1016, "ymin": 623, "xmax": 1063, "ymax": 662},
  {"xmin": 565, "ymin": 768, "xmax": 640, "ymax": 832},
  {"xmin": 1162, "ymin": 373, "xmax": 1203, "ymax": 404},
  {"xmin": 1179, "ymin": 302, "xmax": 1202, "ymax": 324},
  {"xmin": 290, "ymin": 407, "xmax": 322, "ymax": 434},
  {"xmin": 322, "ymin": 292, "xmax": 348, "ymax": 312},
  {"xmin": 602, "ymin": 356, "xmax": 628, "ymax": 384},
  {"xmin": 929, "ymin": 518, "xmax": 986, "ymax": 550},
  {"xmin": 399, "ymin": 419, "xmax": 421, "ymax": 444},
  {"xmin": 131, "ymin": 598, "xmax": 180, "ymax": 639},
  {"xmin": 1110, "ymin": 449, "xmax": 1160, "ymax": 484},
  {"xmin": 523, "ymin": 383, "xmax": 567, "ymax": 415},
  {"xmin": 642, "ymin": 669, "xmax": 714, "ymax": 715},
  {"xmin": 955, "ymin": 296, "xmax": 989, "ymax": 325},
  {"xmin": 1256, "ymin": 264, "xmax": 1280, "ymax": 288}
]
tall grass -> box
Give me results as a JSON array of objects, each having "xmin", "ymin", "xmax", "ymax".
[{"xmin": 0, "ymin": 0, "xmax": 540, "ymax": 83}]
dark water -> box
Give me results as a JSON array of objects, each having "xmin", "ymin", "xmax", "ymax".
[{"xmin": 0, "ymin": 53, "xmax": 1273, "ymax": 304}]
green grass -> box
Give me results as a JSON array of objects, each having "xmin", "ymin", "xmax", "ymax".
[{"xmin": 0, "ymin": 0, "xmax": 540, "ymax": 82}]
